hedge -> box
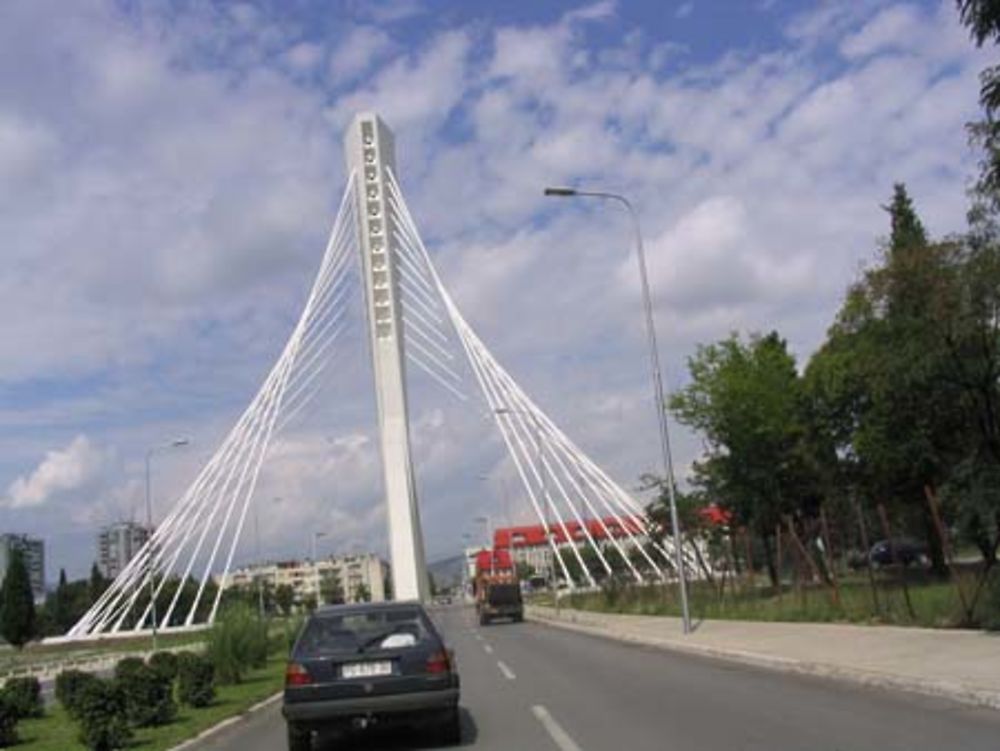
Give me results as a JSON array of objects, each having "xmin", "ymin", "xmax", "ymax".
[
  {"xmin": 55, "ymin": 669, "xmax": 102, "ymax": 717},
  {"xmin": 74, "ymin": 678, "xmax": 132, "ymax": 751},
  {"xmin": 1, "ymin": 676, "xmax": 42, "ymax": 719},
  {"xmin": 117, "ymin": 661, "xmax": 176, "ymax": 727},
  {"xmin": 176, "ymin": 652, "xmax": 215, "ymax": 708}
]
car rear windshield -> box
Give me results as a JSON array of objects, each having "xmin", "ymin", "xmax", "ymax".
[
  {"xmin": 295, "ymin": 608, "xmax": 430, "ymax": 656},
  {"xmin": 488, "ymin": 584, "xmax": 522, "ymax": 605}
]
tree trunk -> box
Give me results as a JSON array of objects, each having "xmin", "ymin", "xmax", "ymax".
[
  {"xmin": 921, "ymin": 506, "xmax": 948, "ymax": 576},
  {"xmin": 760, "ymin": 529, "xmax": 779, "ymax": 589}
]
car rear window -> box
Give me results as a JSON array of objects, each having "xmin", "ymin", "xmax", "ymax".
[{"xmin": 295, "ymin": 608, "xmax": 430, "ymax": 656}]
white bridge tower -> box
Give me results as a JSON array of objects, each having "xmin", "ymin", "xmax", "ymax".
[{"xmin": 345, "ymin": 113, "xmax": 429, "ymax": 602}]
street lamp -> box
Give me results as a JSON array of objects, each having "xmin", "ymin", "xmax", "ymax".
[
  {"xmin": 253, "ymin": 496, "xmax": 280, "ymax": 620},
  {"xmin": 144, "ymin": 438, "xmax": 190, "ymax": 648},
  {"xmin": 474, "ymin": 515, "xmax": 492, "ymax": 547},
  {"xmin": 493, "ymin": 406, "xmax": 559, "ymax": 611},
  {"xmin": 544, "ymin": 185, "xmax": 692, "ymax": 634}
]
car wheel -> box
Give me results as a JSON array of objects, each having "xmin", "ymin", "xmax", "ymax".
[
  {"xmin": 436, "ymin": 708, "xmax": 461, "ymax": 745},
  {"xmin": 287, "ymin": 722, "xmax": 312, "ymax": 751}
]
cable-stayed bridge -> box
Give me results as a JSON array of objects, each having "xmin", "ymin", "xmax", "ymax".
[{"xmin": 66, "ymin": 113, "xmax": 697, "ymax": 640}]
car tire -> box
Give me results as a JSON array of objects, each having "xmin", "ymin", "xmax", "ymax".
[
  {"xmin": 436, "ymin": 707, "xmax": 461, "ymax": 745},
  {"xmin": 287, "ymin": 722, "xmax": 311, "ymax": 751}
]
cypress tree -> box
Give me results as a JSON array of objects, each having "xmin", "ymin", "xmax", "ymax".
[
  {"xmin": 1, "ymin": 548, "xmax": 37, "ymax": 648},
  {"xmin": 54, "ymin": 568, "xmax": 71, "ymax": 633},
  {"xmin": 88, "ymin": 563, "xmax": 107, "ymax": 605}
]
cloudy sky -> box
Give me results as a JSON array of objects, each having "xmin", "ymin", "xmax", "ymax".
[{"xmin": 0, "ymin": 0, "xmax": 989, "ymax": 585}]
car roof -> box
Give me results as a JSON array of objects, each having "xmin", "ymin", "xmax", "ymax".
[{"xmin": 312, "ymin": 600, "xmax": 426, "ymax": 618}]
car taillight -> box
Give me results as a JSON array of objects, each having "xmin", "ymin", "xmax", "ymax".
[
  {"xmin": 426, "ymin": 650, "xmax": 451, "ymax": 674},
  {"xmin": 285, "ymin": 662, "xmax": 313, "ymax": 686}
]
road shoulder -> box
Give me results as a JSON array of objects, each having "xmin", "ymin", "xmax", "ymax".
[{"xmin": 527, "ymin": 605, "xmax": 1000, "ymax": 711}]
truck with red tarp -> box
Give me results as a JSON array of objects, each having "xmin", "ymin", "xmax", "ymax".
[{"xmin": 473, "ymin": 548, "xmax": 523, "ymax": 625}]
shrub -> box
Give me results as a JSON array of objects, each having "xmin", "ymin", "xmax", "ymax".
[
  {"xmin": 148, "ymin": 650, "xmax": 179, "ymax": 682},
  {"xmin": 116, "ymin": 662, "xmax": 176, "ymax": 727},
  {"xmin": 206, "ymin": 603, "xmax": 268, "ymax": 684},
  {"xmin": 1, "ymin": 676, "xmax": 42, "ymax": 719},
  {"xmin": 55, "ymin": 669, "xmax": 101, "ymax": 717},
  {"xmin": 112, "ymin": 656, "xmax": 145, "ymax": 681},
  {"xmin": 0, "ymin": 694, "xmax": 19, "ymax": 748},
  {"xmin": 74, "ymin": 678, "xmax": 132, "ymax": 751},
  {"xmin": 275, "ymin": 614, "xmax": 305, "ymax": 657},
  {"xmin": 176, "ymin": 652, "xmax": 215, "ymax": 708}
]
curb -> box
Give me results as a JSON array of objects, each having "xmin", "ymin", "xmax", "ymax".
[
  {"xmin": 528, "ymin": 609, "xmax": 1000, "ymax": 712},
  {"xmin": 167, "ymin": 691, "xmax": 283, "ymax": 751}
]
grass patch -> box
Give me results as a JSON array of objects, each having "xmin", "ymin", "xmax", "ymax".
[
  {"xmin": 562, "ymin": 572, "xmax": 981, "ymax": 628},
  {"xmin": 15, "ymin": 658, "xmax": 284, "ymax": 751}
]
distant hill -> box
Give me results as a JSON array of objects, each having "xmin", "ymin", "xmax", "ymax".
[{"xmin": 427, "ymin": 554, "xmax": 466, "ymax": 590}]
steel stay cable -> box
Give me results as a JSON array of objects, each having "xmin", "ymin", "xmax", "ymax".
[{"xmin": 466, "ymin": 330, "xmax": 593, "ymax": 588}]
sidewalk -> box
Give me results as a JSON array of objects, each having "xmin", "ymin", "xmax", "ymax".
[{"xmin": 527, "ymin": 605, "xmax": 1000, "ymax": 710}]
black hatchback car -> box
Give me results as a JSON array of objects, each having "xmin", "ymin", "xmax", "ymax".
[{"xmin": 283, "ymin": 601, "xmax": 461, "ymax": 749}]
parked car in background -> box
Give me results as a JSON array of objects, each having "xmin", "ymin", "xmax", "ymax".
[
  {"xmin": 869, "ymin": 539, "xmax": 927, "ymax": 567},
  {"xmin": 283, "ymin": 601, "xmax": 461, "ymax": 750}
]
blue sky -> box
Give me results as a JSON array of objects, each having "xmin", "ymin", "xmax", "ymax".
[{"xmin": 0, "ymin": 0, "xmax": 990, "ymax": 584}]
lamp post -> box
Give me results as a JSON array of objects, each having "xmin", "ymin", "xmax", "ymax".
[
  {"xmin": 311, "ymin": 530, "xmax": 327, "ymax": 608},
  {"xmin": 144, "ymin": 438, "xmax": 190, "ymax": 648},
  {"xmin": 493, "ymin": 406, "xmax": 559, "ymax": 613},
  {"xmin": 253, "ymin": 496, "xmax": 280, "ymax": 620},
  {"xmin": 311, "ymin": 531, "xmax": 327, "ymax": 561},
  {"xmin": 543, "ymin": 186, "xmax": 691, "ymax": 634},
  {"xmin": 474, "ymin": 515, "xmax": 492, "ymax": 548}
]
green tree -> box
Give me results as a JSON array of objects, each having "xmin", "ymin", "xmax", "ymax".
[
  {"xmin": 957, "ymin": 1, "xmax": 1000, "ymax": 206},
  {"xmin": 53, "ymin": 569, "xmax": 71, "ymax": 634},
  {"xmin": 805, "ymin": 185, "xmax": 970, "ymax": 573},
  {"xmin": 319, "ymin": 572, "xmax": 344, "ymax": 605},
  {"xmin": 274, "ymin": 584, "xmax": 295, "ymax": 616},
  {"xmin": 353, "ymin": 583, "xmax": 371, "ymax": 603},
  {"xmin": 670, "ymin": 331, "xmax": 813, "ymax": 585},
  {"xmin": 1, "ymin": 549, "xmax": 37, "ymax": 648},
  {"xmin": 88, "ymin": 563, "xmax": 108, "ymax": 606}
]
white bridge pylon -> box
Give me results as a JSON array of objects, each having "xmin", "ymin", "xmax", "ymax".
[{"xmin": 66, "ymin": 113, "xmax": 698, "ymax": 640}]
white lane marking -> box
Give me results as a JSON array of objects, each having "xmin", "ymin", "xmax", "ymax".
[
  {"xmin": 474, "ymin": 633, "xmax": 483, "ymax": 641},
  {"xmin": 483, "ymin": 643, "xmax": 494, "ymax": 654},
  {"xmin": 497, "ymin": 660, "xmax": 516, "ymax": 680},
  {"xmin": 532, "ymin": 705, "xmax": 584, "ymax": 751}
]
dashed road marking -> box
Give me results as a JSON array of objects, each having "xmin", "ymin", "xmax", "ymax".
[
  {"xmin": 497, "ymin": 660, "xmax": 516, "ymax": 680},
  {"xmin": 483, "ymin": 643, "xmax": 494, "ymax": 655},
  {"xmin": 532, "ymin": 705, "xmax": 584, "ymax": 751}
]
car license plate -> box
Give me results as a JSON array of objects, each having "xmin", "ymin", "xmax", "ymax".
[{"xmin": 341, "ymin": 661, "xmax": 392, "ymax": 679}]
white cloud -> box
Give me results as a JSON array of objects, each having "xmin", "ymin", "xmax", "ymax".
[
  {"xmin": 5, "ymin": 435, "xmax": 110, "ymax": 509},
  {"xmin": 283, "ymin": 41, "xmax": 324, "ymax": 71},
  {"xmin": 676, "ymin": 2, "xmax": 694, "ymax": 19},
  {"xmin": 331, "ymin": 30, "xmax": 472, "ymax": 141},
  {"xmin": 840, "ymin": 4, "xmax": 923, "ymax": 59},
  {"xmin": 565, "ymin": 1, "xmax": 617, "ymax": 23},
  {"xmin": 328, "ymin": 26, "xmax": 393, "ymax": 83}
]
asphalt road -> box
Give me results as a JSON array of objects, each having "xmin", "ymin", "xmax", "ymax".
[{"xmin": 195, "ymin": 605, "xmax": 1000, "ymax": 751}]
